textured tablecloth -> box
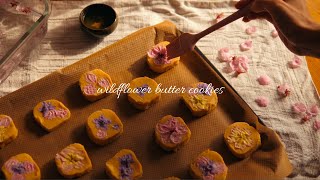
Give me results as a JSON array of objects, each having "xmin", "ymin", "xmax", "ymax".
[{"xmin": 0, "ymin": 0, "xmax": 319, "ymax": 179}]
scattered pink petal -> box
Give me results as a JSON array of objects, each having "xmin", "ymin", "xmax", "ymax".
[
  {"xmin": 277, "ymin": 84, "xmax": 291, "ymax": 97},
  {"xmin": 308, "ymin": 105, "xmax": 319, "ymax": 117},
  {"xmin": 292, "ymin": 103, "xmax": 307, "ymax": 114},
  {"xmin": 222, "ymin": 64, "xmax": 234, "ymax": 73},
  {"xmin": 214, "ymin": 13, "xmax": 224, "ymax": 23},
  {"xmin": 15, "ymin": 4, "xmax": 32, "ymax": 14},
  {"xmin": 313, "ymin": 120, "xmax": 320, "ymax": 131},
  {"xmin": 239, "ymin": 40, "xmax": 252, "ymax": 51},
  {"xmin": 218, "ymin": 48, "xmax": 232, "ymax": 62},
  {"xmin": 255, "ymin": 96, "xmax": 269, "ymax": 107},
  {"xmin": 214, "ymin": 13, "xmax": 225, "ymax": 29},
  {"xmin": 245, "ymin": 26, "xmax": 257, "ymax": 35},
  {"xmin": 301, "ymin": 114, "xmax": 312, "ymax": 122},
  {"xmin": 288, "ymin": 55, "xmax": 302, "ymax": 69},
  {"xmin": 271, "ymin": 29, "xmax": 278, "ymax": 38},
  {"xmin": 257, "ymin": 75, "xmax": 271, "ymax": 85},
  {"xmin": 229, "ymin": 55, "xmax": 249, "ymax": 73}
]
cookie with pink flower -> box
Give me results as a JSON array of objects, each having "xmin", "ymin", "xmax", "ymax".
[
  {"xmin": 0, "ymin": 114, "xmax": 18, "ymax": 149},
  {"xmin": 155, "ymin": 115, "xmax": 191, "ymax": 151},
  {"xmin": 33, "ymin": 99, "xmax": 71, "ymax": 132},
  {"xmin": 1, "ymin": 153, "xmax": 41, "ymax": 180},
  {"xmin": 147, "ymin": 41, "xmax": 180, "ymax": 73},
  {"xmin": 86, "ymin": 109, "xmax": 123, "ymax": 145},
  {"xmin": 79, "ymin": 69, "xmax": 113, "ymax": 102}
]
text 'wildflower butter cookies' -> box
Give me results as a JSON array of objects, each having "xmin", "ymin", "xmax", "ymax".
[
  {"xmin": 190, "ymin": 150, "xmax": 228, "ymax": 180},
  {"xmin": 2, "ymin": 153, "xmax": 41, "ymax": 180},
  {"xmin": 0, "ymin": 115, "xmax": 18, "ymax": 149},
  {"xmin": 86, "ymin": 109, "xmax": 123, "ymax": 145},
  {"xmin": 105, "ymin": 149, "xmax": 143, "ymax": 180},
  {"xmin": 127, "ymin": 77, "xmax": 160, "ymax": 110},
  {"xmin": 224, "ymin": 122, "xmax": 261, "ymax": 158},
  {"xmin": 79, "ymin": 69, "xmax": 113, "ymax": 102},
  {"xmin": 33, "ymin": 99, "xmax": 71, "ymax": 132},
  {"xmin": 147, "ymin": 41, "xmax": 180, "ymax": 73},
  {"xmin": 155, "ymin": 115, "xmax": 191, "ymax": 152},
  {"xmin": 55, "ymin": 143, "xmax": 92, "ymax": 178},
  {"xmin": 181, "ymin": 82, "xmax": 218, "ymax": 117}
]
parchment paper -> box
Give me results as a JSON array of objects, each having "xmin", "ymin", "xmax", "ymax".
[{"xmin": 0, "ymin": 21, "xmax": 292, "ymax": 179}]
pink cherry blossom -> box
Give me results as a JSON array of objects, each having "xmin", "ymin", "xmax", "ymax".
[
  {"xmin": 277, "ymin": 84, "xmax": 291, "ymax": 97},
  {"xmin": 255, "ymin": 96, "xmax": 269, "ymax": 107},
  {"xmin": 313, "ymin": 120, "xmax": 320, "ymax": 131},
  {"xmin": 257, "ymin": 75, "xmax": 271, "ymax": 85},
  {"xmin": 308, "ymin": 105, "xmax": 319, "ymax": 116},
  {"xmin": 271, "ymin": 29, "xmax": 278, "ymax": 38},
  {"xmin": 288, "ymin": 55, "xmax": 302, "ymax": 69},
  {"xmin": 239, "ymin": 40, "xmax": 252, "ymax": 51},
  {"xmin": 147, "ymin": 45, "xmax": 170, "ymax": 65},
  {"xmin": 218, "ymin": 48, "xmax": 232, "ymax": 62},
  {"xmin": 292, "ymin": 103, "xmax": 307, "ymax": 114},
  {"xmin": 229, "ymin": 55, "xmax": 249, "ymax": 73},
  {"xmin": 245, "ymin": 26, "xmax": 257, "ymax": 35},
  {"xmin": 156, "ymin": 118, "xmax": 188, "ymax": 144},
  {"xmin": 0, "ymin": 117, "xmax": 11, "ymax": 127}
]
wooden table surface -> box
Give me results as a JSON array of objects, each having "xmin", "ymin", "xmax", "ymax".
[{"xmin": 307, "ymin": 0, "xmax": 320, "ymax": 92}]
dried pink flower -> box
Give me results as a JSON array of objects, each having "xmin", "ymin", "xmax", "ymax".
[
  {"xmin": 240, "ymin": 40, "xmax": 252, "ymax": 51},
  {"xmin": 147, "ymin": 45, "xmax": 170, "ymax": 65},
  {"xmin": 288, "ymin": 55, "xmax": 302, "ymax": 69}
]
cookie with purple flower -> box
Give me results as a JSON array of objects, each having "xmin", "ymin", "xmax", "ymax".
[
  {"xmin": 190, "ymin": 150, "xmax": 228, "ymax": 180},
  {"xmin": 33, "ymin": 99, "xmax": 71, "ymax": 132},
  {"xmin": 128, "ymin": 77, "xmax": 160, "ymax": 110},
  {"xmin": 1, "ymin": 153, "xmax": 41, "ymax": 180},
  {"xmin": 147, "ymin": 41, "xmax": 180, "ymax": 73},
  {"xmin": 0, "ymin": 114, "xmax": 18, "ymax": 149},
  {"xmin": 181, "ymin": 82, "xmax": 218, "ymax": 117},
  {"xmin": 105, "ymin": 149, "xmax": 143, "ymax": 180},
  {"xmin": 79, "ymin": 69, "xmax": 113, "ymax": 102},
  {"xmin": 86, "ymin": 109, "xmax": 123, "ymax": 145}
]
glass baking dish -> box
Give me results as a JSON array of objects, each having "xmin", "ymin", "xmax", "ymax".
[{"xmin": 0, "ymin": 0, "xmax": 51, "ymax": 84}]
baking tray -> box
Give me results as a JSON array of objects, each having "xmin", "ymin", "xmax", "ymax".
[
  {"xmin": 0, "ymin": 21, "xmax": 292, "ymax": 179},
  {"xmin": 0, "ymin": 0, "xmax": 51, "ymax": 84}
]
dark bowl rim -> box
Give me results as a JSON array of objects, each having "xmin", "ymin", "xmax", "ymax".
[{"xmin": 79, "ymin": 3, "xmax": 118, "ymax": 31}]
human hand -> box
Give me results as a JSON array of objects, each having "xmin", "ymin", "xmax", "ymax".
[{"xmin": 236, "ymin": 0, "xmax": 320, "ymax": 58}]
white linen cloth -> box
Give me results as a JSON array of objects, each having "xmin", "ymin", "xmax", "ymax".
[{"xmin": 0, "ymin": 0, "xmax": 319, "ymax": 179}]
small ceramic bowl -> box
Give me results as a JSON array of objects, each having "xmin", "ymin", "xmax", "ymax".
[{"xmin": 79, "ymin": 4, "xmax": 118, "ymax": 38}]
